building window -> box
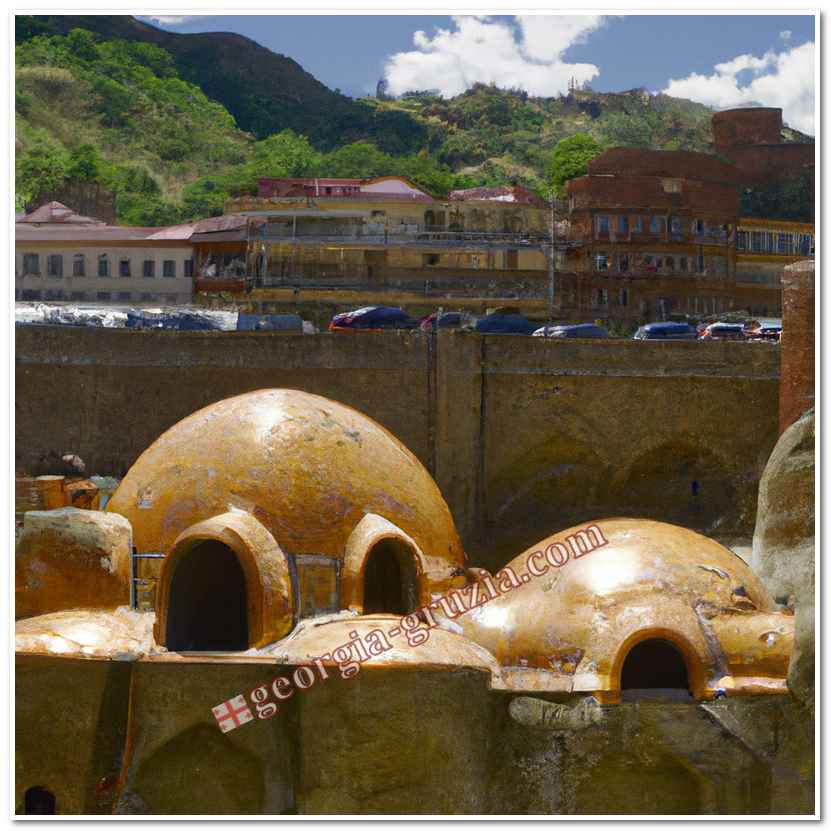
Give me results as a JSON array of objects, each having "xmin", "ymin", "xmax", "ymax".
[
  {"xmin": 117, "ymin": 291, "xmax": 132, "ymax": 301},
  {"xmin": 162, "ymin": 260, "xmax": 176, "ymax": 278},
  {"xmin": 595, "ymin": 288, "xmax": 608, "ymax": 306},
  {"xmin": 777, "ymin": 233, "xmax": 789, "ymax": 254},
  {"xmin": 143, "ymin": 260, "xmax": 155, "ymax": 278},
  {"xmin": 140, "ymin": 292, "xmax": 157, "ymax": 302},
  {"xmin": 665, "ymin": 255, "xmax": 675, "ymax": 271},
  {"xmin": 595, "ymin": 215, "xmax": 610, "ymax": 237},
  {"xmin": 47, "ymin": 255, "xmax": 63, "ymax": 278},
  {"xmin": 97, "ymin": 291, "xmax": 111, "ymax": 301},
  {"xmin": 798, "ymin": 234, "xmax": 812, "ymax": 256},
  {"xmin": 697, "ymin": 254, "xmax": 705, "ymax": 273},
  {"xmin": 618, "ymin": 254, "xmax": 629, "ymax": 273},
  {"xmin": 423, "ymin": 254, "xmax": 441, "ymax": 266},
  {"xmin": 184, "ymin": 259, "xmax": 194, "ymax": 278},
  {"xmin": 650, "ymin": 215, "xmax": 664, "ymax": 234},
  {"xmin": 23, "ymin": 253, "xmax": 40, "ymax": 275},
  {"xmin": 750, "ymin": 231, "xmax": 764, "ymax": 253},
  {"xmin": 69, "ymin": 291, "xmax": 86, "ymax": 301},
  {"xmin": 632, "ymin": 215, "xmax": 643, "ymax": 233},
  {"xmin": 98, "ymin": 255, "xmax": 110, "ymax": 277},
  {"xmin": 119, "ymin": 259, "xmax": 131, "ymax": 278},
  {"xmin": 693, "ymin": 219, "xmax": 706, "ymax": 235},
  {"xmin": 617, "ymin": 215, "xmax": 628, "ymax": 234},
  {"xmin": 72, "ymin": 254, "xmax": 85, "ymax": 277},
  {"xmin": 619, "ymin": 288, "xmax": 629, "ymax": 307},
  {"xmin": 679, "ymin": 256, "xmax": 688, "ymax": 271},
  {"xmin": 670, "ymin": 216, "xmax": 682, "ymax": 235},
  {"xmin": 595, "ymin": 252, "xmax": 610, "ymax": 272},
  {"xmin": 23, "ymin": 254, "xmax": 40, "ymax": 277}
]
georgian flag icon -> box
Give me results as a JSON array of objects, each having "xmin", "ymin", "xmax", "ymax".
[{"xmin": 212, "ymin": 695, "xmax": 254, "ymax": 733}]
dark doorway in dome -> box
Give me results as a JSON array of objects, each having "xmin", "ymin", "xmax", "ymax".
[
  {"xmin": 166, "ymin": 540, "xmax": 248, "ymax": 651},
  {"xmin": 621, "ymin": 638, "xmax": 692, "ymax": 700},
  {"xmin": 363, "ymin": 538, "xmax": 419, "ymax": 615},
  {"xmin": 24, "ymin": 786, "xmax": 56, "ymax": 814}
]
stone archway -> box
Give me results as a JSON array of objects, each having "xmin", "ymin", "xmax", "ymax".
[
  {"xmin": 154, "ymin": 512, "xmax": 293, "ymax": 650},
  {"xmin": 617, "ymin": 437, "xmax": 737, "ymax": 531},
  {"xmin": 132, "ymin": 723, "xmax": 265, "ymax": 814},
  {"xmin": 165, "ymin": 540, "xmax": 248, "ymax": 651},
  {"xmin": 362, "ymin": 538, "xmax": 420, "ymax": 615},
  {"xmin": 620, "ymin": 638, "xmax": 692, "ymax": 699},
  {"xmin": 341, "ymin": 514, "xmax": 427, "ymax": 613},
  {"xmin": 485, "ymin": 434, "xmax": 612, "ymax": 566}
]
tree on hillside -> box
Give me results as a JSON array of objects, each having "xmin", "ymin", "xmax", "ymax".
[
  {"xmin": 602, "ymin": 113, "xmax": 653, "ymax": 149},
  {"xmin": 67, "ymin": 144, "xmax": 101, "ymax": 181},
  {"xmin": 249, "ymin": 130, "xmax": 321, "ymax": 178},
  {"xmin": 547, "ymin": 133, "xmax": 601, "ymax": 195}
]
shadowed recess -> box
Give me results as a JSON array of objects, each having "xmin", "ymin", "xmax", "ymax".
[
  {"xmin": 363, "ymin": 538, "xmax": 419, "ymax": 615},
  {"xmin": 165, "ymin": 540, "xmax": 248, "ymax": 651}
]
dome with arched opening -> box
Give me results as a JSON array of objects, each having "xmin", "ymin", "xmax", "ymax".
[
  {"xmin": 441, "ymin": 518, "xmax": 794, "ymax": 702},
  {"xmin": 109, "ymin": 389, "xmax": 463, "ymax": 564},
  {"xmin": 107, "ymin": 390, "xmax": 466, "ymax": 649}
]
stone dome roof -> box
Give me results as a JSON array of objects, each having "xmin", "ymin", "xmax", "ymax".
[
  {"xmin": 108, "ymin": 390, "xmax": 464, "ymax": 568},
  {"xmin": 446, "ymin": 518, "xmax": 792, "ymax": 700}
]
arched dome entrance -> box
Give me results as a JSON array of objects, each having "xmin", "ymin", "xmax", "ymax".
[
  {"xmin": 166, "ymin": 540, "xmax": 248, "ymax": 651},
  {"xmin": 620, "ymin": 638, "xmax": 692, "ymax": 699},
  {"xmin": 153, "ymin": 511, "xmax": 294, "ymax": 651},
  {"xmin": 341, "ymin": 514, "xmax": 429, "ymax": 614},
  {"xmin": 363, "ymin": 538, "xmax": 419, "ymax": 615},
  {"xmin": 24, "ymin": 786, "xmax": 56, "ymax": 815}
]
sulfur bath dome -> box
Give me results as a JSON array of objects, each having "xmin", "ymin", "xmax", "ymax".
[
  {"xmin": 108, "ymin": 389, "xmax": 465, "ymax": 568},
  {"xmin": 444, "ymin": 518, "xmax": 794, "ymax": 702}
]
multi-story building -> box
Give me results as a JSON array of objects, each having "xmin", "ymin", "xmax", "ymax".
[
  {"xmin": 224, "ymin": 178, "xmax": 550, "ymax": 296},
  {"xmin": 562, "ymin": 140, "xmax": 814, "ymax": 324},
  {"xmin": 15, "ymin": 202, "xmax": 196, "ymax": 304}
]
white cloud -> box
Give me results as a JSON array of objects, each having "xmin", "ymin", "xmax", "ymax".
[
  {"xmin": 663, "ymin": 41, "xmax": 814, "ymax": 134},
  {"xmin": 780, "ymin": 30, "xmax": 792, "ymax": 41},
  {"xmin": 383, "ymin": 15, "xmax": 607, "ymax": 98},
  {"xmin": 137, "ymin": 15, "xmax": 207, "ymax": 26}
]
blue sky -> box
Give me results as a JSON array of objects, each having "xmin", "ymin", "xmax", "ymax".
[{"xmin": 139, "ymin": 14, "xmax": 816, "ymax": 133}]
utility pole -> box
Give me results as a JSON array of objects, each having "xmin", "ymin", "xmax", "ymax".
[{"xmin": 548, "ymin": 193, "xmax": 557, "ymax": 326}]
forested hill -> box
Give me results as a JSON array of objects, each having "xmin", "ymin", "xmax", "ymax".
[
  {"xmin": 15, "ymin": 14, "xmax": 428, "ymax": 153},
  {"xmin": 15, "ymin": 16, "xmax": 813, "ymax": 224}
]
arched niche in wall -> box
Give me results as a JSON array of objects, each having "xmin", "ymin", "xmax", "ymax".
[
  {"xmin": 341, "ymin": 514, "xmax": 427, "ymax": 615},
  {"xmin": 154, "ymin": 511, "xmax": 293, "ymax": 651}
]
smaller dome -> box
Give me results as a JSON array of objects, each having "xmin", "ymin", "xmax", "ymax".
[
  {"xmin": 444, "ymin": 519, "xmax": 792, "ymax": 701},
  {"xmin": 266, "ymin": 614, "xmax": 502, "ymax": 676}
]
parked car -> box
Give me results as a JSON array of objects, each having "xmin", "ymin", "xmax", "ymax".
[
  {"xmin": 329, "ymin": 306, "xmax": 417, "ymax": 332},
  {"xmin": 475, "ymin": 310, "xmax": 538, "ymax": 335},
  {"xmin": 745, "ymin": 320, "xmax": 782, "ymax": 343},
  {"xmin": 633, "ymin": 322, "xmax": 698, "ymax": 341},
  {"xmin": 698, "ymin": 322, "xmax": 746, "ymax": 341},
  {"xmin": 533, "ymin": 323, "xmax": 610, "ymax": 339},
  {"xmin": 419, "ymin": 311, "xmax": 476, "ymax": 331}
]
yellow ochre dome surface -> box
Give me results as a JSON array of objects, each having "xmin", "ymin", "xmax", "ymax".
[{"xmin": 108, "ymin": 389, "xmax": 464, "ymax": 565}]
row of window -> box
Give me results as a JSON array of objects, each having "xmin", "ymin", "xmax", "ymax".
[
  {"xmin": 736, "ymin": 230, "xmax": 814, "ymax": 256},
  {"xmin": 593, "ymin": 288, "xmax": 629, "ymax": 307},
  {"xmin": 18, "ymin": 289, "xmax": 183, "ymax": 302},
  {"xmin": 595, "ymin": 252, "xmax": 708, "ymax": 274},
  {"xmin": 595, "ymin": 215, "xmax": 728, "ymax": 240},
  {"xmin": 20, "ymin": 254, "xmax": 194, "ymax": 279}
]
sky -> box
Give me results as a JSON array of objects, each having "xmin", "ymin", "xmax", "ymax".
[{"xmin": 137, "ymin": 14, "xmax": 816, "ymax": 134}]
